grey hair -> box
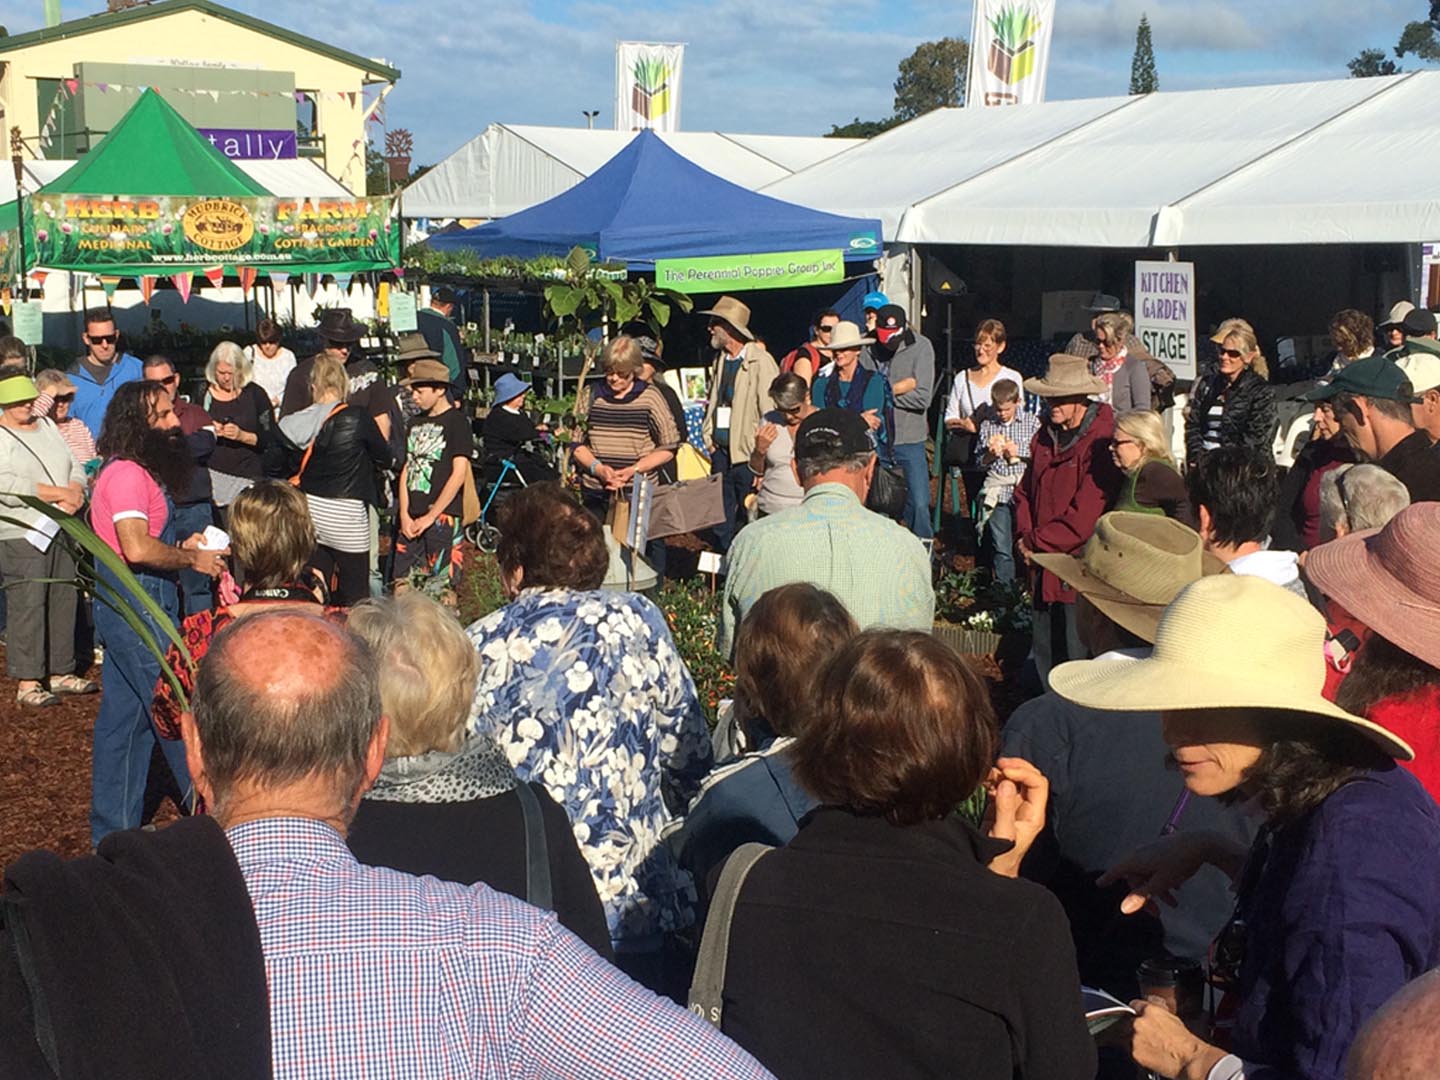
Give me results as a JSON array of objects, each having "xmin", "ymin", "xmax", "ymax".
[
  {"xmin": 796, "ymin": 449, "xmax": 874, "ymax": 484},
  {"xmin": 192, "ymin": 611, "xmax": 382, "ymax": 809},
  {"xmin": 205, "ymin": 340, "xmax": 252, "ymax": 389},
  {"xmin": 1318, "ymin": 463, "xmax": 1411, "ymax": 538},
  {"xmin": 1095, "ymin": 312, "xmax": 1133, "ymax": 341},
  {"xmin": 769, "ymin": 372, "xmax": 808, "ymax": 410}
]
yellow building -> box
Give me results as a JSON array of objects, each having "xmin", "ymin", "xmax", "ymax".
[{"xmin": 0, "ymin": 0, "xmax": 400, "ymax": 194}]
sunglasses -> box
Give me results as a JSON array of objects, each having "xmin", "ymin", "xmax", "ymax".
[
  {"xmin": 54, "ymin": 392, "xmax": 76, "ymax": 403},
  {"xmin": 88, "ymin": 334, "xmax": 118, "ymax": 344},
  {"xmin": 817, "ymin": 323, "xmax": 838, "ymax": 334},
  {"xmin": 1218, "ymin": 348, "xmax": 1244, "ymax": 359}
]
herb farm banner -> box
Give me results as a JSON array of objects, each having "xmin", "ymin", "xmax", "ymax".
[
  {"xmin": 655, "ymin": 250, "xmax": 844, "ymax": 294},
  {"xmin": 24, "ymin": 194, "xmax": 398, "ymax": 274},
  {"xmin": 966, "ymin": 0, "xmax": 1056, "ymax": 107},
  {"xmin": 615, "ymin": 42, "xmax": 684, "ymax": 132}
]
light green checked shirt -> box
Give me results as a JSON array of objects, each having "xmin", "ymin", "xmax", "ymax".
[{"xmin": 718, "ymin": 482, "xmax": 935, "ymax": 656}]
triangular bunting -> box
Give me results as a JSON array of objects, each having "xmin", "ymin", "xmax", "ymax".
[
  {"xmin": 69, "ymin": 273, "xmax": 86, "ymax": 306},
  {"xmin": 237, "ymin": 266, "xmax": 258, "ymax": 295},
  {"xmin": 172, "ymin": 272, "xmax": 193, "ymax": 304},
  {"xmin": 1, "ymin": 288, "xmax": 10, "ymax": 318},
  {"xmin": 269, "ymin": 270, "xmax": 290, "ymax": 290},
  {"xmin": 138, "ymin": 275, "xmax": 157, "ymax": 304},
  {"xmin": 334, "ymin": 272, "xmax": 353, "ymax": 294},
  {"xmin": 303, "ymin": 272, "xmax": 320, "ymax": 299},
  {"xmin": 202, "ymin": 266, "xmax": 225, "ymax": 288},
  {"xmin": 29, "ymin": 271, "xmax": 47, "ymax": 289},
  {"xmin": 99, "ymin": 275, "xmax": 121, "ymax": 299},
  {"xmin": 97, "ymin": 82, "xmax": 109, "ymax": 94},
  {"xmin": 347, "ymin": 91, "xmax": 356, "ymax": 107},
  {"xmin": 393, "ymin": 266, "xmax": 405, "ymax": 278},
  {"xmin": 64, "ymin": 78, "xmax": 79, "ymax": 96}
]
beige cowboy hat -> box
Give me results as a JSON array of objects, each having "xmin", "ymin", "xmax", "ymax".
[
  {"xmin": 1379, "ymin": 300, "xmax": 1416, "ymax": 331},
  {"xmin": 819, "ymin": 320, "xmax": 873, "ymax": 353},
  {"xmin": 1023, "ymin": 354, "xmax": 1107, "ymax": 399},
  {"xmin": 1048, "ymin": 574, "xmax": 1413, "ymax": 759},
  {"xmin": 1305, "ymin": 502, "xmax": 1440, "ymax": 671},
  {"xmin": 1032, "ymin": 512, "xmax": 1227, "ymax": 645},
  {"xmin": 697, "ymin": 295, "xmax": 755, "ymax": 342}
]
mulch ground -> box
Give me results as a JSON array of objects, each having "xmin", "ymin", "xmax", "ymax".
[{"xmin": 0, "ymin": 651, "xmax": 103, "ymax": 866}]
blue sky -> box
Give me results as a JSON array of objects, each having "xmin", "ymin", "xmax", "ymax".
[{"xmin": 4, "ymin": 0, "xmax": 1427, "ymax": 163}]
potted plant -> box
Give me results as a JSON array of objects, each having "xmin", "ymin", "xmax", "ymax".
[
  {"xmin": 932, "ymin": 567, "xmax": 1031, "ymax": 660},
  {"xmin": 986, "ymin": 4, "xmax": 1041, "ymax": 85}
]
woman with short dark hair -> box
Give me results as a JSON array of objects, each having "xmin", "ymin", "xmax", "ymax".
[
  {"xmin": 751, "ymin": 373, "xmax": 815, "ymax": 517},
  {"xmin": 465, "ymin": 483, "xmax": 712, "ymax": 988},
  {"xmin": 712, "ymin": 628, "xmax": 1095, "ymax": 1080}
]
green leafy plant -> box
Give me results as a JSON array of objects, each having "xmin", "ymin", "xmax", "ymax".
[
  {"xmin": 655, "ymin": 577, "xmax": 733, "ymax": 725},
  {"xmin": 543, "ymin": 246, "xmax": 693, "ymax": 338}
]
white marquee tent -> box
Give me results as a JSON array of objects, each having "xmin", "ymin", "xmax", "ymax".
[
  {"xmin": 402, "ymin": 123, "xmax": 863, "ymax": 220},
  {"xmin": 764, "ymin": 72, "xmax": 1440, "ymax": 248}
]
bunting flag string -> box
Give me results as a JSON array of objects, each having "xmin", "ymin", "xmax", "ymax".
[
  {"xmin": 29, "ymin": 271, "xmax": 47, "ymax": 289},
  {"xmin": 172, "ymin": 272, "xmax": 193, "ymax": 304},
  {"xmin": 138, "ymin": 276, "xmax": 157, "ymax": 305},
  {"xmin": 269, "ymin": 270, "xmax": 290, "ymax": 290},
  {"xmin": 58, "ymin": 81, "xmax": 365, "ymax": 103},
  {"xmin": 99, "ymin": 275, "xmax": 121, "ymax": 299},
  {"xmin": 237, "ymin": 266, "xmax": 258, "ymax": 295},
  {"xmin": 333, "ymin": 272, "xmax": 353, "ymax": 294},
  {"xmin": 202, "ymin": 266, "xmax": 225, "ymax": 289},
  {"xmin": 303, "ymin": 272, "xmax": 320, "ymax": 299},
  {"xmin": 1, "ymin": 288, "xmax": 10, "ymax": 318}
]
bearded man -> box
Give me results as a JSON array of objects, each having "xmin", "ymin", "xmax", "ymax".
[{"xmin": 89, "ymin": 380, "xmax": 227, "ymax": 847}]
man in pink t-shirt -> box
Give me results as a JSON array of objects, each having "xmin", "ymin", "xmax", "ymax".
[{"xmin": 89, "ymin": 380, "xmax": 227, "ymax": 848}]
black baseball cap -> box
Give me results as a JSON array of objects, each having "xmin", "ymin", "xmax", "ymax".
[
  {"xmin": 795, "ymin": 408, "xmax": 873, "ymax": 461},
  {"xmin": 1302, "ymin": 356, "xmax": 1416, "ymax": 403},
  {"xmin": 432, "ymin": 286, "xmax": 459, "ymax": 305},
  {"xmin": 1402, "ymin": 308, "xmax": 1437, "ymax": 337}
]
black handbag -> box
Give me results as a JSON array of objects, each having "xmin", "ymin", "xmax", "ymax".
[
  {"xmin": 942, "ymin": 373, "xmax": 978, "ymax": 467},
  {"xmin": 866, "ymin": 461, "xmax": 909, "ymax": 521}
]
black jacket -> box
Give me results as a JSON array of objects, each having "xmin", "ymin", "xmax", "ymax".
[
  {"xmin": 1379, "ymin": 429, "xmax": 1440, "ymax": 503},
  {"xmin": 298, "ymin": 405, "xmax": 393, "ymax": 505},
  {"xmin": 0, "ymin": 817, "xmax": 270, "ymax": 1080},
  {"xmin": 720, "ymin": 807, "xmax": 1096, "ymax": 1080},
  {"xmin": 1184, "ymin": 367, "xmax": 1277, "ymax": 463},
  {"xmin": 348, "ymin": 783, "xmax": 612, "ymax": 959}
]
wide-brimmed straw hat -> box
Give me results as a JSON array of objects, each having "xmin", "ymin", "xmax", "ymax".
[
  {"xmin": 697, "ymin": 296, "xmax": 754, "ymax": 341},
  {"xmin": 1032, "ymin": 512, "xmax": 1227, "ymax": 644},
  {"xmin": 820, "ymin": 320, "xmax": 873, "ymax": 352},
  {"xmin": 1049, "ymin": 574, "xmax": 1414, "ymax": 760},
  {"xmin": 1023, "ymin": 354, "xmax": 1107, "ymax": 399},
  {"xmin": 1305, "ymin": 502, "xmax": 1440, "ymax": 672}
]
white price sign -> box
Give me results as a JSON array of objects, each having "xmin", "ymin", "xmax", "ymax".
[{"xmin": 1134, "ymin": 261, "xmax": 1197, "ymax": 381}]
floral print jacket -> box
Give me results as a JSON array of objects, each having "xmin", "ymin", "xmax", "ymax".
[{"xmin": 466, "ymin": 587, "xmax": 713, "ymax": 948}]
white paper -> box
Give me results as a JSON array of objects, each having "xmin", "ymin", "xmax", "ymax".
[
  {"xmin": 698, "ymin": 551, "xmax": 722, "ymax": 575},
  {"xmin": 199, "ymin": 525, "xmax": 230, "ymax": 551},
  {"xmin": 714, "ymin": 406, "xmax": 732, "ymax": 430},
  {"xmin": 23, "ymin": 513, "xmax": 59, "ymax": 553},
  {"xmin": 389, "ymin": 292, "xmax": 418, "ymax": 333}
]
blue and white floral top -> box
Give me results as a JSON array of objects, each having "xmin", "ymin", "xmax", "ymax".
[{"xmin": 466, "ymin": 587, "xmax": 713, "ymax": 950}]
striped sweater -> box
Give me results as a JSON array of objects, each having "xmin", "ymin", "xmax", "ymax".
[{"xmin": 580, "ymin": 383, "xmax": 681, "ymax": 490}]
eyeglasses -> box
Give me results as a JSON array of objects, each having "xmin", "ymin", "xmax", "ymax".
[
  {"xmin": 54, "ymin": 392, "xmax": 76, "ymax": 403},
  {"xmin": 1113, "ymin": 437, "xmax": 1139, "ymax": 449},
  {"xmin": 1218, "ymin": 348, "xmax": 1244, "ymax": 359},
  {"xmin": 779, "ymin": 405, "xmax": 804, "ymax": 418},
  {"xmin": 152, "ymin": 373, "xmax": 180, "ymax": 386},
  {"xmin": 88, "ymin": 334, "xmax": 118, "ymax": 344}
]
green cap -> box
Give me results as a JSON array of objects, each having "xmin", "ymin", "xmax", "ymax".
[
  {"xmin": 1301, "ymin": 356, "xmax": 1416, "ymax": 403},
  {"xmin": 0, "ymin": 375, "xmax": 38, "ymax": 406}
]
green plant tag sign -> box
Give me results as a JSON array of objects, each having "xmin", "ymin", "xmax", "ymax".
[
  {"xmin": 655, "ymin": 249, "xmax": 844, "ymax": 294},
  {"xmin": 12, "ymin": 301, "xmax": 43, "ymax": 345},
  {"xmin": 389, "ymin": 292, "xmax": 417, "ymax": 333}
]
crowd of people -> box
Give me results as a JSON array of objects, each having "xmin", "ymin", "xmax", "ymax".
[{"xmin": 1, "ymin": 287, "xmax": 1439, "ymax": 1080}]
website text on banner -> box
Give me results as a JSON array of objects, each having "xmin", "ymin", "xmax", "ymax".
[
  {"xmin": 966, "ymin": 0, "xmax": 1057, "ymax": 107},
  {"xmin": 655, "ymin": 250, "xmax": 844, "ymax": 294},
  {"xmin": 1134, "ymin": 260, "xmax": 1197, "ymax": 382},
  {"xmin": 615, "ymin": 42, "xmax": 685, "ymax": 133},
  {"xmin": 23, "ymin": 195, "xmax": 398, "ymax": 274}
]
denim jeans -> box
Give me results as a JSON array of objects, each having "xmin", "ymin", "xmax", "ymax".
[
  {"xmin": 709, "ymin": 453, "xmax": 755, "ymax": 553},
  {"xmin": 892, "ymin": 441, "xmax": 933, "ymax": 539},
  {"xmin": 90, "ymin": 568, "xmax": 193, "ymax": 847},
  {"xmin": 984, "ymin": 502, "xmax": 1016, "ymax": 584},
  {"xmin": 1031, "ymin": 599, "xmax": 1085, "ymax": 689},
  {"xmin": 171, "ymin": 501, "xmax": 214, "ymax": 616}
]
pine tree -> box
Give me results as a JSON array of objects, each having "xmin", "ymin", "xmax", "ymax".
[{"xmin": 1130, "ymin": 15, "xmax": 1159, "ymax": 94}]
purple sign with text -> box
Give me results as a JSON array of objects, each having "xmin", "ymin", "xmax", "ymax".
[{"xmin": 197, "ymin": 128, "xmax": 297, "ymax": 160}]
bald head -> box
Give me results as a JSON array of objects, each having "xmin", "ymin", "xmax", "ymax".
[
  {"xmin": 192, "ymin": 611, "xmax": 382, "ymax": 811},
  {"xmin": 1347, "ymin": 969, "xmax": 1440, "ymax": 1079}
]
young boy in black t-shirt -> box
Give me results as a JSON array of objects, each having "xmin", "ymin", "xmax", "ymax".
[{"xmin": 395, "ymin": 360, "xmax": 473, "ymax": 601}]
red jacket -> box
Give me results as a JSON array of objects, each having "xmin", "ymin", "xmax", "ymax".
[
  {"xmin": 1368, "ymin": 685, "xmax": 1440, "ymax": 804},
  {"xmin": 1014, "ymin": 403, "xmax": 1120, "ymax": 603}
]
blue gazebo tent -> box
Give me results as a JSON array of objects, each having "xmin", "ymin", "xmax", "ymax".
[{"xmin": 428, "ymin": 130, "xmax": 882, "ymax": 267}]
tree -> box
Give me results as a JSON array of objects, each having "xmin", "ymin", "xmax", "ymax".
[
  {"xmin": 1348, "ymin": 3, "xmax": 1439, "ymax": 77},
  {"xmin": 1129, "ymin": 14, "xmax": 1158, "ymax": 94},
  {"xmin": 1348, "ymin": 48, "xmax": 1401, "ymax": 77},
  {"xmin": 365, "ymin": 138, "xmax": 389, "ymax": 196},
  {"xmin": 892, "ymin": 37, "xmax": 969, "ymax": 121},
  {"xmin": 826, "ymin": 116, "xmax": 901, "ymax": 138}
]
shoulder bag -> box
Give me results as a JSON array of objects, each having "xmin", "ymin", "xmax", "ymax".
[
  {"xmin": 687, "ymin": 842, "xmax": 771, "ymax": 1028},
  {"xmin": 943, "ymin": 373, "xmax": 977, "ymax": 467}
]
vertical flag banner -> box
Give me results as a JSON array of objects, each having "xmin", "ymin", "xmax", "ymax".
[
  {"xmin": 967, "ymin": 0, "xmax": 1056, "ymax": 107},
  {"xmin": 615, "ymin": 42, "xmax": 685, "ymax": 132}
]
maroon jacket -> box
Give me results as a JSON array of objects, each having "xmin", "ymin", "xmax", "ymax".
[{"xmin": 1014, "ymin": 403, "xmax": 1120, "ymax": 604}]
